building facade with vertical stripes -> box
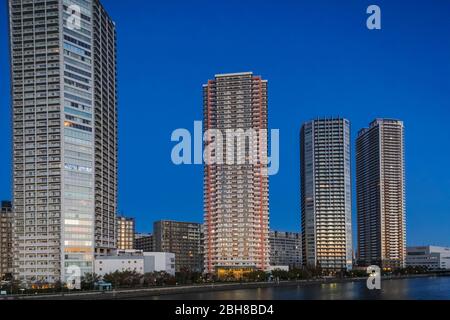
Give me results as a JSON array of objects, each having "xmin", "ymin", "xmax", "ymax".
[
  {"xmin": 8, "ymin": 0, "xmax": 117, "ymax": 284},
  {"xmin": 301, "ymin": 118, "xmax": 353, "ymax": 271},
  {"xmin": 203, "ymin": 72, "xmax": 270, "ymax": 275},
  {"xmin": 356, "ymin": 119, "xmax": 406, "ymax": 269}
]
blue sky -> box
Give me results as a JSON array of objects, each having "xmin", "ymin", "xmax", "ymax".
[{"xmin": 1, "ymin": 0, "xmax": 449, "ymax": 247}]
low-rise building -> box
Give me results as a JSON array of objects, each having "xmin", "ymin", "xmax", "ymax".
[
  {"xmin": 406, "ymin": 246, "xmax": 450, "ymax": 270},
  {"xmin": 269, "ymin": 231, "xmax": 302, "ymax": 269},
  {"xmin": 94, "ymin": 250, "xmax": 175, "ymax": 276},
  {"xmin": 267, "ymin": 265, "xmax": 289, "ymax": 272},
  {"xmin": 0, "ymin": 201, "xmax": 13, "ymax": 279},
  {"xmin": 117, "ymin": 216, "xmax": 135, "ymax": 250},
  {"xmin": 154, "ymin": 220, "xmax": 203, "ymax": 272},
  {"xmin": 134, "ymin": 233, "xmax": 153, "ymax": 252},
  {"xmin": 145, "ymin": 252, "xmax": 175, "ymax": 275}
]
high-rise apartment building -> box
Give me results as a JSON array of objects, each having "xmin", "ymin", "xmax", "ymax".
[
  {"xmin": 134, "ymin": 233, "xmax": 153, "ymax": 252},
  {"xmin": 269, "ymin": 231, "xmax": 302, "ymax": 269},
  {"xmin": 8, "ymin": 0, "xmax": 117, "ymax": 283},
  {"xmin": 203, "ymin": 72, "xmax": 270, "ymax": 275},
  {"xmin": 301, "ymin": 118, "xmax": 353, "ymax": 271},
  {"xmin": 0, "ymin": 201, "xmax": 13, "ymax": 279},
  {"xmin": 153, "ymin": 220, "xmax": 203, "ymax": 273},
  {"xmin": 117, "ymin": 216, "xmax": 135, "ymax": 250},
  {"xmin": 356, "ymin": 119, "xmax": 406, "ymax": 269}
]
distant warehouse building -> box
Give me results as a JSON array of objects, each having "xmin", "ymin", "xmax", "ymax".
[
  {"xmin": 406, "ymin": 246, "xmax": 450, "ymax": 270},
  {"xmin": 94, "ymin": 250, "xmax": 175, "ymax": 276}
]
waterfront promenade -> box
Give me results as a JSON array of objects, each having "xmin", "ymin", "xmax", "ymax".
[{"xmin": 2, "ymin": 273, "xmax": 449, "ymax": 300}]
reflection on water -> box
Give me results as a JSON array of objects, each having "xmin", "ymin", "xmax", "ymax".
[{"xmin": 143, "ymin": 276, "xmax": 450, "ymax": 300}]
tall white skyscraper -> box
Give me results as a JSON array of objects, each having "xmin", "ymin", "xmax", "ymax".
[
  {"xmin": 9, "ymin": 0, "xmax": 117, "ymax": 284},
  {"xmin": 301, "ymin": 118, "xmax": 353, "ymax": 271}
]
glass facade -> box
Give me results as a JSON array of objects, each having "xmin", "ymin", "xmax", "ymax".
[{"xmin": 61, "ymin": 0, "xmax": 95, "ymax": 279}]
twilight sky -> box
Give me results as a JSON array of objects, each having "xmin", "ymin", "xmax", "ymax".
[{"xmin": 0, "ymin": 0, "xmax": 449, "ymax": 247}]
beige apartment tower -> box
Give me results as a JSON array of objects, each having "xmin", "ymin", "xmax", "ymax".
[
  {"xmin": 117, "ymin": 216, "xmax": 135, "ymax": 250},
  {"xmin": 203, "ymin": 72, "xmax": 270, "ymax": 275},
  {"xmin": 356, "ymin": 119, "xmax": 406, "ymax": 269}
]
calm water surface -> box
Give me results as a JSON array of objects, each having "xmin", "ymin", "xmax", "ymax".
[{"xmin": 144, "ymin": 276, "xmax": 450, "ymax": 300}]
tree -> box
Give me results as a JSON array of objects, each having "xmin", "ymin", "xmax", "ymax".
[
  {"xmin": 143, "ymin": 272, "xmax": 157, "ymax": 287},
  {"xmin": 244, "ymin": 271, "xmax": 269, "ymax": 282},
  {"xmin": 1, "ymin": 273, "xmax": 13, "ymax": 282},
  {"xmin": 9, "ymin": 279, "xmax": 23, "ymax": 295},
  {"xmin": 53, "ymin": 280, "xmax": 64, "ymax": 292},
  {"xmin": 103, "ymin": 271, "xmax": 121, "ymax": 287},
  {"xmin": 175, "ymin": 268, "xmax": 203, "ymax": 285},
  {"xmin": 271, "ymin": 270, "xmax": 289, "ymax": 281},
  {"xmin": 345, "ymin": 269, "xmax": 367, "ymax": 278},
  {"xmin": 81, "ymin": 273, "xmax": 101, "ymax": 290},
  {"xmin": 155, "ymin": 271, "xmax": 175, "ymax": 286}
]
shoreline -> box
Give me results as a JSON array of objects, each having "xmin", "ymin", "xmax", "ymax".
[{"xmin": 3, "ymin": 273, "xmax": 449, "ymax": 300}]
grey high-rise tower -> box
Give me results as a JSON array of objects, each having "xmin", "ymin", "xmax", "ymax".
[
  {"xmin": 356, "ymin": 119, "xmax": 406, "ymax": 269},
  {"xmin": 300, "ymin": 118, "xmax": 353, "ymax": 271},
  {"xmin": 8, "ymin": 0, "xmax": 117, "ymax": 284}
]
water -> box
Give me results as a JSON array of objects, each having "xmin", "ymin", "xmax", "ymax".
[{"xmin": 143, "ymin": 276, "xmax": 450, "ymax": 300}]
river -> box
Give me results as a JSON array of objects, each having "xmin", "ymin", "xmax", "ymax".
[{"xmin": 141, "ymin": 276, "xmax": 450, "ymax": 300}]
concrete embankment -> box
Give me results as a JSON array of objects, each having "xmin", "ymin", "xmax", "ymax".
[{"xmin": 3, "ymin": 273, "xmax": 450, "ymax": 300}]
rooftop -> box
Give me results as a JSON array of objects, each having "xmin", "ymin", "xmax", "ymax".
[{"xmin": 215, "ymin": 71, "xmax": 253, "ymax": 77}]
